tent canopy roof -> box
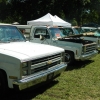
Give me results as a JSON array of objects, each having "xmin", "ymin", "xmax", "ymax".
[
  {"xmin": 54, "ymin": 15, "xmax": 71, "ymax": 26},
  {"xmin": 27, "ymin": 13, "xmax": 71, "ymax": 27}
]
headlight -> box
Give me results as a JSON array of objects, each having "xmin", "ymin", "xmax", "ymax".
[
  {"xmin": 61, "ymin": 52, "xmax": 65, "ymax": 62},
  {"xmin": 82, "ymin": 46, "xmax": 86, "ymax": 53},
  {"xmin": 21, "ymin": 62, "xmax": 28, "ymax": 76}
]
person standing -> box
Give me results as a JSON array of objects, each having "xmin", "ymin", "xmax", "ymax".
[{"xmin": 20, "ymin": 29, "xmax": 26, "ymax": 38}]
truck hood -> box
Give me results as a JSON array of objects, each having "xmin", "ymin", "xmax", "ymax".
[
  {"xmin": 0, "ymin": 42, "xmax": 64, "ymax": 62},
  {"xmin": 58, "ymin": 37, "xmax": 94, "ymax": 44}
]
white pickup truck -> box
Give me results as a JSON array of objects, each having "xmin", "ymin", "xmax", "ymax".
[
  {"xmin": 15, "ymin": 25, "xmax": 98, "ymax": 65},
  {"xmin": 0, "ymin": 25, "xmax": 67, "ymax": 95}
]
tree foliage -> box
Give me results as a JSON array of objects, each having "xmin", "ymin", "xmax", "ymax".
[{"xmin": 0, "ymin": 0, "xmax": 100, "ymax": 25}]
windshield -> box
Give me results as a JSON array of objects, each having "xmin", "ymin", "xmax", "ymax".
[
  {"xmin": 73, "ymin": 27, "xmax": 90, "ymax": 34},
  {"xmin": 82, "ymin": 29, "xmax": 91, "ymax": 33},
  {"xmin": 49, "ymin": 27, "xmax": 70, "ymax": 38},
  {"xmin": 63, "ymin": 28, "xmax": 74, "ymax": 36},
  {"xmin": 80, "ymin": 27, "xmax": 97, "ymax": 33},
  {"xmin": 93, "ymin": 29, "xmax": 100, "ymax": 36},
  {"xmin": 0, "ymin": 26, "xmax": 26, "ymax": 42},
  {"xmin": 72, "ymin": 28, "xmax": 80, "ymax": 34}
]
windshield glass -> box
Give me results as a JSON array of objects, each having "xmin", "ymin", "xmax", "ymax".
[
  {"xmin": 82, "ymin": 29, "xmax": 91, "ymax": 33},
  {"xmin": 93, "ymin": 29, "xmax": 100, "ymax": 36},
  {"xmin": 49, "ymin": 27, "xmax": 70, "ymax": 38},
  {"xmin": 63, "ymin": 28, "xmax": 74, "ymax": 36},
  {"xmin": 60, "ymin": 28, "xmax": 74, "ymax": 36},
  {"xmin": 0, "ymin": 26, "xmax": 26, "ymax": 42},
  {"xmin": 72, "ymin": 28, "xmax": 80, "ymax": 34},
  {"xmin": 72, "ymin": 27, "xmax": 84, "ymax": 34},
  {"xmin": 81, "ymin": 27, "xmax": 97, "ymax": 33}
]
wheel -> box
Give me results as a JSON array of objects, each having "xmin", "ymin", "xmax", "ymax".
[
  {"xmin": 0, "ymin": 71, "xmax": 8, "ymax": 96},
  {"xmin": 65, "ymin": 51, "xmax": 74, "ymax": 65}
]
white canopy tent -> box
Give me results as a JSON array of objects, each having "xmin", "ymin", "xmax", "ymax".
[
  {"xmin": 54, "ymin": 15, "xmax": 71, "ymax": 27},
  {"xmin": 27, "ymin": 13, "xmax": 71, "ymax": 27}
]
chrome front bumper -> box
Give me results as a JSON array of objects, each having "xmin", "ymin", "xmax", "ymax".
[
  {"xmin": 76, "ymin": 50, "xmax": 98, "ymax": 61},
  {"xmin": 13, "ymin": 63, "xmax": 67, "ymax": 90}
]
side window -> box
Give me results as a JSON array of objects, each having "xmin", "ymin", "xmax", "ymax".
[{"xmin": 34, "ymin": 29, "xmax": 50, "ymax": 39}]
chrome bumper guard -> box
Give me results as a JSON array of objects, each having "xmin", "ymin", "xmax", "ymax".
[
  {"xmin": 13, "ymin": 63, "xmax": 67, "ymax": 90},
  {"xmin": 78, "ymin": 50, "xmax": 98, "ymax": 61}
]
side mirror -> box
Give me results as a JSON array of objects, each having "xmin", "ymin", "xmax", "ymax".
[{"xmin": 40, "ymin": 35, "xmax": 44, "ymax": 40}]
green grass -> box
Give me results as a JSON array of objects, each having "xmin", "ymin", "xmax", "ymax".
[{"xmin": 2, "ymin": 53, "xmax": 100, "ymax": 100}]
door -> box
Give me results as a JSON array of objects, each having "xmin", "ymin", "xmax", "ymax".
[{"xmin": 31, "ymin": 27, "xmax": 52, "ymax": 45}]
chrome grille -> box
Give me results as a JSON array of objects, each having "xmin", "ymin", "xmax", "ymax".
[
  {"xmin": 82, "ymin": 44, "xmax": 96, "ymax": 54},
  {"xmin": 31, "ymin": 53, "xmax": 62, "ymax": 74}
]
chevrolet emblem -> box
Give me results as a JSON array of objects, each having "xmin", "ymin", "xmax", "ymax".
[{"xmin": 47, "ymin": 60, "xmax": 52, "ymax": 65}]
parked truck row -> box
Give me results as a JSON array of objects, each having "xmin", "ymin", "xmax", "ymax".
[
  {"xmin": 15, "ymin": 25, "xmax": 98, "ymax": 65},
  {"xmin": 0, "ymin": 12, "xmax": 99, "ymax": 97},
  {"xmin": 0, "ymin": 23, "xmax": 99, "ymax": 96}
]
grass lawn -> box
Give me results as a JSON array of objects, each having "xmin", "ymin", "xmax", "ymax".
[{"xmin": 2, "ymin": 53, "xmax": 100, "ymax": 100}]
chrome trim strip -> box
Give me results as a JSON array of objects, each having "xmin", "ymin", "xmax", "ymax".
[
  {"xmin": 31, "ymin": 57, "xmax": 61, "ymax": 69},
  {"xmin": 13, "ymin": 63, "xmax": 67, "ymax": 90}
]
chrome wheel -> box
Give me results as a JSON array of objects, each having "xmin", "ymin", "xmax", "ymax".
[{"xmin": 65, "ymin": 52, "xmax": 74, "ymax": 65}]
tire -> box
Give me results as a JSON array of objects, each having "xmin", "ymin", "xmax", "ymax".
[
  {"xmin": 65, "ymin": 51, "xmax": 74, "ymax": 65},
  {"xmin": 0, "ymin": 71, "xmax": 8, "ymax": 96}
]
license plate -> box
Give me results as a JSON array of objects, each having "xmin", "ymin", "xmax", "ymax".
[{"xmin": 47, "ymin": 72, "xmax": 54, "ymax": 80}]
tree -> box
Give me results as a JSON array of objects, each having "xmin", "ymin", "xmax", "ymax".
[
  {"xmin": 71, "ymin": 18, "xmax": 78, "ymax": 26},
  {"xmin": 1, "ymin": 0, "xmax": 100, "ymax": 25}
]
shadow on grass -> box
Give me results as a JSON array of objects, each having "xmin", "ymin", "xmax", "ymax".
[
  {"xmin": 1, "ymin": 80, "xmax": 59, "ymax": 100},
  {"xmin": 66, "ymin": 59, "xmax": 94, "ymax": 71}
]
